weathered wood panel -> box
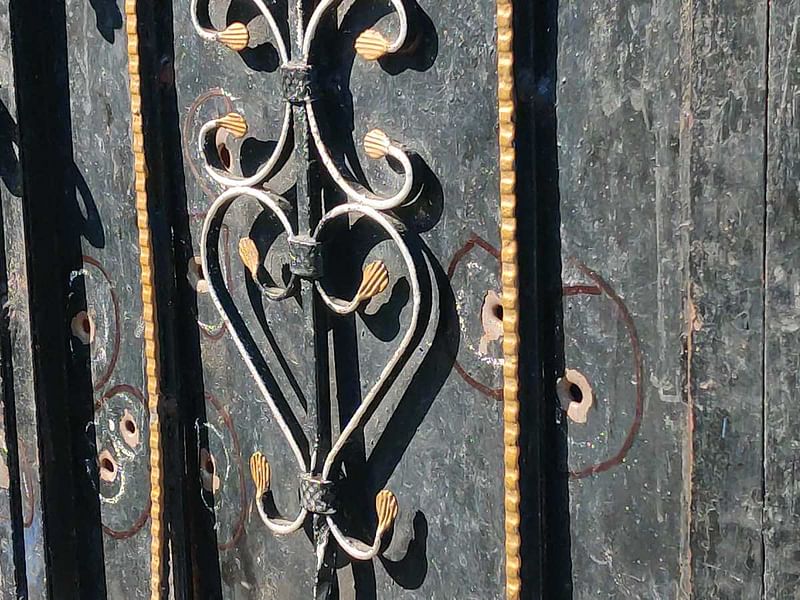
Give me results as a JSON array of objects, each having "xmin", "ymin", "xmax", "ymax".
[
  {"xmin": 0, "ymin": 2, "xmax": 23, "ymax": 594},
  {"xmin": 557, "ymin": 1, "xmax": 687, "ymax": 596},
  {"xmin": 557, "ymin": 0, "xmax": 769, "ymax": 597},
  {"xmin": 64, "ymin": 0, "xmax": 152, "ymax": 596},
  {"xmin": 682, "ymin": 2, "xmax": 767, "ymax": 598},
  {"xmin": 764, "ymin": 1, "xmax": 800, "ymax": 597},
  {"xmin": 170, "ymin": 0, "xmax": 514, "ymax": 597},
  {"xmin": 0, "ymin": 1, "xmax": 49, "ymax": 596},
  {"xmin": 684, "ymin": 2, "xmax": 767, "ymax": 597}
]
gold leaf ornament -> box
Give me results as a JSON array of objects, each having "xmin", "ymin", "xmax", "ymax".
[
  {"xmin": 355, "ymin": 29, "xmax": 390, "ymax": 61},
  {"xmin": 249, "ymin": 452, "xmax": 271, "ymax": 496},
  {"xmin": 375, "ymin": 490, "xmax": 399, "ymax": 535},
  {"xmin": 363, "ymin": 129, "xmax": 391, "ymax": 160},
  {"xmin": 217, "ymin": 22, "xmax": 250, "ymax": 52},
  {"xmin": 355, "ymin": 261, "xmax": 389, "ymax": 303},
  {"xmin": 217, "ymin": 112, "xmax": 248, "ymax": 138},
  {"xmin": 239, "ymin": 237, "xmax": 260, "ymax": 278}
]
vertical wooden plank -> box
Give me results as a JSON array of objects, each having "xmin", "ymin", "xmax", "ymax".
[
  {"xmin": 558, "ymin": 0, "xmax": 768, "ymax": 597},
  {"xmin": 61, "ymin": 0, "xmax": 153, "ymax": 595},
  {"xmin": 684, "ymin": 1, "xmax": 767, "ymax": 596},
  {"xmin": 557, "ymin": 0, "xmax": 688, "ymax": 595},
  {"xmin": 0, "ymin": 5, "xmax": 48, "ymax": 594},
  {"xmin": 0, "ymin": 3, "xmax": 24, "ymax": 594},
  {"xmin": 764, "ymin": 1, "xmax": 800, "ymax": 596},
  {"xmin": 3, "ymin": 209, "xmax": 48, "ymax": 600},
  {"xmin": 172, "ymin": 1, "xmax": 512, "ymax": 597},
  {"xmin": 9, "ymin": 0, "xmax": 102, "ymax": 594}
]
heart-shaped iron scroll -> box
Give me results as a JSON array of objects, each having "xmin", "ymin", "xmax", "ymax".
[
  {"xmin": 201, "ymin": 190, "xmax": 421, "ymax": 548},
  {"xmin": 192, "ymin": 0, "xmax": 429, "ymax": 594}
]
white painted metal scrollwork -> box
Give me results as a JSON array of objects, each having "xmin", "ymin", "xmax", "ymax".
[
  {"xmin": 192, "ymin": 0, "xmax": 426, "ymax": 596},
  {"xmin": 192, "ymin": 0, "xmax": 415, "ymax": 207}
]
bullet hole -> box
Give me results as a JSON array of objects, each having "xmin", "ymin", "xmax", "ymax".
[
  {"xmin": 187, "ymin": 256, "xmax": 209, "ymax": 294},
  {"xmin": 216, "ymin": 128, "xmax": 233, "ymax": 172},
  {"xmin": 71, "ymin": 310, "xmax": 95, "ymax": 345},
  {"xmin": 493, "ymin": 303, "xmax": 504, "ymax": 320},
  {"xmin": 200, "ymin": 448, "xmax": 221, "ymax": 493},
  {"xmin": 98, "ymin": 449, "xmax": 118, "ymax": 483},
  {"xmin": 121, "ymin": 408, "xmax": 139, "ymax": 449},
  {"xmin": 569, "ymin": 383, "xmax": 584, "ymax": 403},
  {"xmin": 557, "ymin": 369, "xmax": 594, "ymax": 424},
  {"xmin": 479, "ymin": 290, "xmax": 504, "ymax": 354}
]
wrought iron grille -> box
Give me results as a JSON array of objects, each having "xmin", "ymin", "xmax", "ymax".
[{"xmin": 191, "ymin": 0, "xmax": 429, "ymax": 596}]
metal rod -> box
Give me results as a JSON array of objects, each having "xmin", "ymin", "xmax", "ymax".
[{"xmin": 289, "ymin": 1, "xmax": 336, "ymax": 596}]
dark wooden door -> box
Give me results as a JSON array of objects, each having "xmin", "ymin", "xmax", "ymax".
[
  {"xmin": 0, "ymin": 0, "xmax": 548, "ymax": 598},
  {"xmin": 1, "ymin": 0, "xmax": 799, "ymax": 599}
]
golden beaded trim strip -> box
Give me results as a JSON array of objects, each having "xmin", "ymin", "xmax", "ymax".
[
  {"xmin": 124, "ymin": 2, "xmax": 164, "ymax": 598},
  {"xmin": 496, "ymin": 0, "xmax": 522, "ymax": 598}
]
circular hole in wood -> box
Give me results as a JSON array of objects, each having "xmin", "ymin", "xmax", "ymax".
[
  {"xmin": 70, "ymin": 310, "xmax": 95, "ymax": 345},
  {"xmin": 187, "ymin": 256, "xmax": 209, "ymax": 294},
  {"xmin": 98, "ymin": 449, "xmax": 118, "ymax": 483},
  {"xmin": 557, "ymin": 369, "xmax": 594, "ymax": 424},
  {"xmin": 199, "ymin": 448, "xmax": 220, "ymax": 493},
  {"xmin": 120, "ymin": 408, "xmax": 140, "ymax": 448},
  {"xmin": 479, "ymin": 290, "xmax": 504, "ymax": 354},
  {"xmin": 569, "ymin": 383, "xmax": 584, "ymax": 403},
  {"xmin": 215, "ymin": 129, "xmax": 233, "ymax": 172},
  {"xmin": 492, "ymin": 303, "xmax": 504, "ymax": 320}
]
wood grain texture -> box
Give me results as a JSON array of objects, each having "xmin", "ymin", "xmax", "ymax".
[
  {"xmin": 558, "ymin": 0, "xmax": 769, "ymax": 597},
  {"xmin": 0, "ymin": 2, "xmax": 23, "ymax": 593},
  {"xmin": 558, "ymin": 1, "xmax": 688, "ymax": 594},
  {"xmin": 62, "ymin": 0, "xmax": 154, "ymax": 595},
  {"xmin": 764, "ymin": 1, "xmax": 800, "ymax": 597},
  {"xmin": 0, "ymin": 43, "xmax": 47, "ymax": 595},
  {"xmin": 171, "ymin": 0, "xmax": 510, "ymax": 596},
  {"xmin": 683, "ymin": 1, "xmax": 767, "ymax": 596}
]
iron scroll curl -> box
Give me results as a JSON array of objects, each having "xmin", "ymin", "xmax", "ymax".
[
  {"xmin": 191, "ymin": 0, "xmax": 416, "ymax": 207},
  {"xmin": 199, "ymin": 189, "xmax": 422, "ymax": 546}
]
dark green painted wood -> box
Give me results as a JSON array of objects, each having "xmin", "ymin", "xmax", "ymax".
[
  {"xmin": 168, "ymin": 0, "xmax": 521, "ymax": 597},
  {"xmin": 557, "ymin": 0, "xmax": 771, "ymax": 597},
  {"xmin": 684, "ymin": 2, "xmax": 767, "ymax": 597},
  {"xmin": 1, "ymin": 0, "xmax": 797, "ymax": 597},
  {"xmin": 764, "ymin": 1, "xmax": 800, "ymax": 597},
  {"xmin": 62, "ymin": 0, "xmax": 153, "ymax": 596},
  {"xmin": 557, "ymin": 1, "xmax": 688, "ymax": 596},
  {"xmin": 0, "ymin": 2, "xmax": 25, "ymax": 594},
  {"xmin": 0, "ymin": 3, "xmax": 48, "ymax": 594},
  {"xmin": 9, "ymin": 0, "xmax": 106, "ymax": 594}
]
